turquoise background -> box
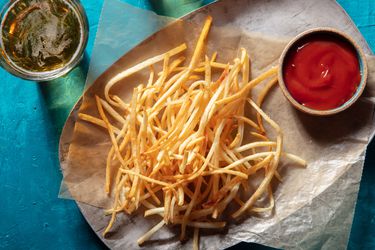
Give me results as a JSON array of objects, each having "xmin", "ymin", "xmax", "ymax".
[{"xmin": 0, "ymin": 0, "xmax": 374, "ymax": 249}]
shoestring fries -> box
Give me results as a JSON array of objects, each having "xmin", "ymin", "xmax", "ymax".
[{"xmin": 79, "ymin": 16, "xmax": 306, "ymax": 249}]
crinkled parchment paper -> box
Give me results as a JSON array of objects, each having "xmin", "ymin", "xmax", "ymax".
[{"xmin": 59, "ymin": 0, "xmax": 375, "ymax": 249}]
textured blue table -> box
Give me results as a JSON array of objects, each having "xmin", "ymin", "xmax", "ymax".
[{"xmin": 0, "ymin": 1, "xmax": 374, "ymax": 249}]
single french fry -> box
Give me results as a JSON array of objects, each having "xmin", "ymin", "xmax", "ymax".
[
  {"xmin": 78, "ymin": 113, "xmax": 121, "ymax": 134},
  {"xmin": 193, "ymin": 227, "xmax": 199, "ymax": 250},
  {"xmin": 137, "ymin": 220, "xmax": 165, "ymax": 245},
  {"xmin": 256, "ymin": 76, "xmax": 278, "ymax": 132}
]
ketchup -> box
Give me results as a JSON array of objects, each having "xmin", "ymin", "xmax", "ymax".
[{"xmin": 283, "ymin": 33, "xmax": 361, "ymax": 110}]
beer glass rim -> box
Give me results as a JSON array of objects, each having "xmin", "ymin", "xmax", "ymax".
[{"xmin": 0, "ymin": 0, "xmax": 89, "ymax": 81}]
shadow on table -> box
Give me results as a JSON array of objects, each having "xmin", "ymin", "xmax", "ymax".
[
  {"xmin": 36, "ymin": 52, "xmax": 108, "ymax": 250},
  {"xmin": 37, "ymin": 52, "xmax": 89, "ymax": 137},
  {"xmin": 348, "ymin": 137, "xmax": 375, "ymax": 249},
  {"xmin": 150, "ymin": 0, "xmax": 203, "ymax": 17}
]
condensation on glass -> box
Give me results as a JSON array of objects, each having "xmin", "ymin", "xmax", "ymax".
[{"xmin": 0, "ymin": 0, "xmax": 88, "ymax": 81}]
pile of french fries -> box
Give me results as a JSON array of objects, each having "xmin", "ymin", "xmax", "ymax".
[{"xmin": 79, "ymin": 16, "xmax": 305, "ymax": 249}]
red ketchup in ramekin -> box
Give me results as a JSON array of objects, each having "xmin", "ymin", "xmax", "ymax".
[{"xmin": 282, "ymin": 33, "xmax": 361, "ymax": 111}]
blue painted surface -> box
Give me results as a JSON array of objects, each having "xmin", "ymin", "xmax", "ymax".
[{"xmin": 0, "ymin": 1, "xmax": 373, "ymax": 249}]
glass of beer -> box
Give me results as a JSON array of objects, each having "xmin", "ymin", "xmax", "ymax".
[{"xmin": 0, "ymin": 0, "xmax": 88, "ymax": 81}]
